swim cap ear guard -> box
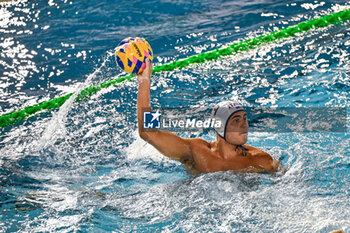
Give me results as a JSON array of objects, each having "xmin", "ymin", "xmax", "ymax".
[{"xmin": 212, "ymin": 101, "xmax": 245, "ymax": 140}]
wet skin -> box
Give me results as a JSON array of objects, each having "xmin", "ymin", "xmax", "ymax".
[{"xmin": 137, "ymin": 59, "xmax": 280, "ymax": 174}]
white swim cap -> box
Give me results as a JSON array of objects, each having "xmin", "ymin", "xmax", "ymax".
[{"xmin": 212, "ymin": 101, "xmax": 245, "ymax": 139}]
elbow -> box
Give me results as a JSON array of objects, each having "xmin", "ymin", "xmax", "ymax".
[
  {"xmin": 138, "ymin": 123, "xmax": 147, "ymax": 140},
  {"xmin": 139, "ymin": 130, "xmax": 151, "ymax": 142},
  {"xmin": 139, "ymin": 129, "xmax": 160, "ymax": 143},
  {"xmin": 139, "ymin": 130, "xmax": 148, "ymax": 141}
]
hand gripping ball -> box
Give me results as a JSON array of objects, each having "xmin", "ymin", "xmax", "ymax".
[{"xmin": 115, "ymin": 37, "xmax": 153, "ymax": 75}]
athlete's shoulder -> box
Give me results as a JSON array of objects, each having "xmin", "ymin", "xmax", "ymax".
[
  {"xmin": 187, "ymin": 138, "xmax": 213, "ymax": 148},
  {"xmin": 244, "ymin": 144, "xmax": 270, "ymax": 156}
]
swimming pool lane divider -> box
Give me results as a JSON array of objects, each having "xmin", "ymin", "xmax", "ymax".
[{"xmin": 1, "ymin": 8, "xmax": 350, "ymax": 128}]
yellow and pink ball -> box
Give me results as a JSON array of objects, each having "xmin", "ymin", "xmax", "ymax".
[{"xmin": 114, "ymin": 37, "xmax": 153, "ymax": 75}]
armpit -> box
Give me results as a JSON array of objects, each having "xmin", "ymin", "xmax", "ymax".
[{"xmin": 180, "ymin": 155, "xmax": 196, "ymax": 171}]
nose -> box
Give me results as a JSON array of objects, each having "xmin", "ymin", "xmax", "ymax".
[{"xmin": 241, "ymin": 119, "xmax": 248, "ymax": 130}]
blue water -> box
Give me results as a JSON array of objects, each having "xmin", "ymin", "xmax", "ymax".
[{"xmin": 0, "ymin": 0, "xmax": 349, "ymax": 232}]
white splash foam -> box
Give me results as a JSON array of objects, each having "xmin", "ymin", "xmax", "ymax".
[
  {"xmin": 38, "ymin": 53, "xmax": 113, "ymax": 149},
  {"xmin": 125, "ymin": 129, "xmax": 178, "ymax": 164}
]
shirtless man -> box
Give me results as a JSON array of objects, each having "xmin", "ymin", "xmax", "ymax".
[{"xmin": 137, "ymin": 59, "xmax": 280, "ymax": 174}]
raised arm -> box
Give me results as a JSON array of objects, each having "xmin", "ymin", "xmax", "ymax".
[{"xmin": 137, "ymin": 59, "xmax": 193, "ymax": 161}]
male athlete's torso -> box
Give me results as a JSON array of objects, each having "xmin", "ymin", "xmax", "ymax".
[{"xmin": 180, "ymin": 139, "xmax": 273, "ymax": 174}]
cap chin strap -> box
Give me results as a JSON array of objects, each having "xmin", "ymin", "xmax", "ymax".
[
  {"xmin": 235, "ymin": 145, "xmax": 248, "ymax": 157},
  {"xmin": 220, "ymin": 134, "xmax": 248, "ymax": 157}
]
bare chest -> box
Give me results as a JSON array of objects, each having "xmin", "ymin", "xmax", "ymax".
[{"xmin": 191, "ymin": 145, "xmax": 253, "ymax": 173}]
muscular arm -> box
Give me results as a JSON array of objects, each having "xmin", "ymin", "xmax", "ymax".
[{"xmin": 137, "ymin": 59, "xmax": 193, "ymax": 161}]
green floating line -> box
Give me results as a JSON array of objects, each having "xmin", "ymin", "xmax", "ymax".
[{"xmin": 1, "ymin": 9, "xmax": 350, "ymax": 128}]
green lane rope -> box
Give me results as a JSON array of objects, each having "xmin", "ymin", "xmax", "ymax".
[{"xmin": 1, "ymin": 8, "xmax": 350, "ymax": 128}]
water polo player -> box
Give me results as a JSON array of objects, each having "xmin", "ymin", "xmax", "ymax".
[{"xmin": 137, "ymin": 59, "xmax": 280, "ymax": 174}]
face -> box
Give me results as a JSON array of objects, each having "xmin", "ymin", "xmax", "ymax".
[{"xmin": 224, "ymin": 111, "xmax": 248, "ymax": 145}]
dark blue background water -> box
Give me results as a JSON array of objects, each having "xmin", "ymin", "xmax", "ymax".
[{"xmin": 0, "ymin": 0, "xmax": 349, "ymax": 232}]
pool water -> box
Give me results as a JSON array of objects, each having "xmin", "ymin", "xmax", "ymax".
[{"xmin": 0, "ymin": 0, "xmax": 349, "ymax": 232}]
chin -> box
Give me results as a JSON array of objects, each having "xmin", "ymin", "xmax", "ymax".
[
  {"xmin": 226, "ymin": 134, "xmax": 248, "ymax": 145},
  {"xmin": 236, "ymin": 133, "xmax": 248, "ymax": 145},
  {"xmin": 237, "ymin": 138, "xmax": 248, "ymax": 145}
]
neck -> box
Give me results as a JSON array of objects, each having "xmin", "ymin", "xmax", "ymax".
[{"xmin": 216, "ymin": 135, "xmax": 240, "ymax": 159}]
